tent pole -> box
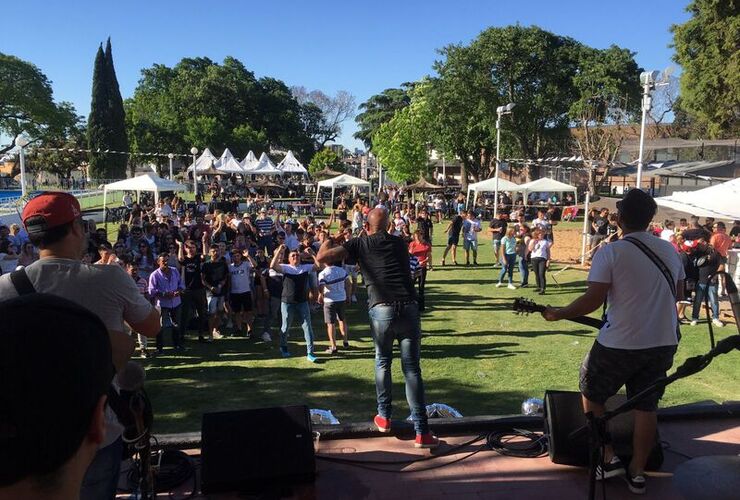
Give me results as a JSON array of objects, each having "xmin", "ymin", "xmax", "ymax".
[
  {"xmin": 103, "ymin": 188, "xmax": 108, "ymax": 234},
  {"xmin": 331, "ymin": 186, "xmax": 336, "ymax": 214},
  {"xmin": 580, "ymin": 191, "xmax": 590, "ymax": 267}
]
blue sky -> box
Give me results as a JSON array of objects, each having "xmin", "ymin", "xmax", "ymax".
[{"xmin": 2, "ymin": 0, "xmax": 690, "ymax": 152}]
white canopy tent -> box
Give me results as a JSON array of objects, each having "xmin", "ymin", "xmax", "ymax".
[
  {"xmin": 466, "ymin": 177, "xmax": 522, "ymax": 208},
  {"xmin": 518, "ymin": 177, "xmax": 578, "ymax": 205},
  {"xmin": 102, "ymin": 173, "xmax": 187, "ymax": 228},
  {"xmin": 240, "ymin": 150, "xmax": 258, "ymax": 171},
  {"xmin": 214, "ymin": 148, "xmax": 245, "ymax": 174},
  {"xmin": 187, "ymin": 147, "xmax": 217, "ymax": 172},
  {"xmin": 276, "ymin": 150, "xmax": 309, "ymax": 176},
  {"xmin": 250, "ymin": 152, "xmax": 282, "ymax": 176},
  {"xmin": 655, "ymin": 178, "xmax": 740, "ymax": 220},
  {"xmin": 315, "ymin": 174, "xmax": 371, "ymax": 204}
]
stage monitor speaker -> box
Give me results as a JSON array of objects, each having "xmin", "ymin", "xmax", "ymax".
[
  {"xmin": 200, "ymin": 405, "xmax": 315, "ymax": 494},
  {"xmin": 544, "ymin": 390, "xmax": 663, "ymax": 470}
]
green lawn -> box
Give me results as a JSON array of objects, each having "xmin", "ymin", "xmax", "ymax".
[{"xmin": 138, "ymin": 223, "xmax": 739, "ymax": 434}]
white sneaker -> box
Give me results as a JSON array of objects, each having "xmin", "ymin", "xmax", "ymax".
[
  {"xmin": 261, "ymin": 331, "xmax": 272, "ymax": 342},
  {"xmin": 507, "ymin": 283, "xmax": 517, "ymax": 290},
  {"xmin": 690, "ymin": 320, "xmax": 698, "ymax": 326},
  {"xmin": 496, "ymin": 282, "xmax": 503, "ymax": 288},
  {"xmin": 712, "ymin": 319, "xmax": 724, "ymax": 327}
]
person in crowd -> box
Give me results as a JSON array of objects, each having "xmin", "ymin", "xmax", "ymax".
[
  {"xmin": 177, "ymin": 238, "xmax": 210, "ymax": 343},
  {"xmin": 496, "ymin": 227, "xmax": 518, "ymax": 289},
  {"xmin": 135, "ymin": 241, "xmax": 156, "ymax": 281},
  {"xmin": 202, "ymin": 243, "xmax": 230, "ymax": 340},
  {"xmin": 590, "ymin": 208, "xmax": 609, "ymax": 250},
  {"xmin": 533, "ymin": 207, "xmax": 556, "ymax": 244},
  {"xmin": 462, "ymin": 210, "xmax": 482, "ymax": 266},
  {"xmin": 0, "ymin": 239, "xmax": 19, "ymax": 274},
  {"xmin": 529, "ymin": 229, "xmax": 552, "ymax": 295},
  {"xmin": 16, "ymin": 241, "xmax": 38, "ymax": 267},
  {"xmin": 455, "ymin": 193, "xmax": 466, "ymax": 214},
  {"xmin": 0, "ymin": 294, "xmax": 115, "ymax": 500},
  {"xmin": 149, "ymin": 253, "xmax": 185, "ymax": 353},
  {"xmin": 317, "ymin": 208, "xmax": 438, "ymax": 449},
  {"xmin": 488, "ymin": 212, "xmax": 507, "ymax": 268},
  {"xmin": 261, "ymin": 254, "xmax": 284, "ymax": 342},
  {"xmin": 341, "ymin": 228, "xmax": 360, "ymax": 303},
  {"xmin": 126, "ymin": 261, "xmax": 152, "ymax": 357},
  {"xmin": 228, "ymin": 248, "xmax": 265, "ymax": 337},
  {"xmin": 270, "ymin": 244, "xmax": 319, "ymax": 362},
  {"xmin": 729, "ymin": 220, "xmax": 740, "ymax": 240},
  {"xmin": 317, "ymin": 252, "xmax": 351, "ymax": 354},
  {"xmin": 682, "ymin": 217, "xmax": 711, "ymax": 242},
  {"xmin": 541, "ymin": 189, "xmax": 683, "ymax": 495},
  {"xmin": 660, "ymin": 220, "xmax": 675, "ymax": 242},
  {"xmin": 255, "ymin": 207, "xmax": 275, "ymax": 255},
  {"xmin": 516, "ymin": 224, "xmax": 531, "ymax": 288},
  {"xmin": 441, "ymin": 209, "xmax": 464, "ymax": 266},
  {"xmin": 689, "ymin": 238, "xmax": 723, "ymax": 327},
  {"xmin": 0, "ymin": 192, "xmax": 160, "ymax": 500},
  {"xmin": 409, "ymin": 229, "xmax": 432, "ymax": 311},
  {"xmin": 709, "ymin": 221, "xmax": 731, "ymax": 297},
  {"xmin": 433, "ymin": 193, "xmax": 445, "ymax": 223}
]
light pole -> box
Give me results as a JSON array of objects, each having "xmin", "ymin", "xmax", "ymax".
[
  {"xmin": 168, "ymin": 153, "xmax": 174, "ymax": 180},
  {"xmin": 190, "ymin": 147, "xmax": 198, "ymax": 197},
  {"xmin": 636, "ymin": 69, "xmax": 671, "ymax": 190},
  {"xmin": 16, "ymin": 136, "xmax": 30, "ymax": 198},
  {"xmin": 494, "ymin": 103, "xmax": 515, "ymax": 218}
]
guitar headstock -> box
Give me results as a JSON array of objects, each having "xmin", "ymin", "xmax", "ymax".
[{"xmin": 512, "ymin": 297, "xmax": 544, "ymax": 315}]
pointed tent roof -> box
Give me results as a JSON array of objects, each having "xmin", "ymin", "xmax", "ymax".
[
  {"xmin": 187, "ymin": 148, "xmax": 217, "ymax": 172},
  {"xmin": 213, "ymin": 148, "xmax": 234, "ymax": 167},
  {"xmin": 276, "ymin": 150, "xmax": 308, "ymax": 175},
  {"xmin": 215, "ymin": 149, "xmax": 245, "ymax": 173},
  {"xmin": 407, "ymin": 176, "xmax": 444, "ymax": 191},
  {"xmin": 240, "ymin": 150, "xmax": 258, "ymax": 171},
  {"xmin": 250, "ymin": 152, "xmax": 282, "ymax": 175},
  {"xmin": 103, "ymin": 173, "xmax": 187, "ymax": 193}
]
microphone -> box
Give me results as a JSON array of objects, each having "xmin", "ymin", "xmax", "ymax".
[
  {"xmin": 724, "ymin": 272, "xmax": 740, "ymax": 335},
  {"xmin": 117, "ymin": 361, "xmax": 146, "ymax": 392}
]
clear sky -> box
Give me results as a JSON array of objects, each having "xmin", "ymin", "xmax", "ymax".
[{"xmin": 2, "ymin": 0, "xmax": 690, "ymax": 152}]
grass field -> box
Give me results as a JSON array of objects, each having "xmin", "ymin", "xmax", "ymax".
[{"xmin": 134, "ymin": 220, "xmax": 739, "ymax": 434}]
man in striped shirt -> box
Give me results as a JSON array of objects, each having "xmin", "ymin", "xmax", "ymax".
[{"xmin": 255, "ymin": 208, "xmax": 275, "ymax": 255}]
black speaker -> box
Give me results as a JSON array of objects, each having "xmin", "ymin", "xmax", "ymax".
[
  {"xmin": 544, "ymin": 390, "xmax": 663, "ymax": 469},
  {"xmin": 200, "ymin": 405, "xmax": 316, "ymax": 494}
]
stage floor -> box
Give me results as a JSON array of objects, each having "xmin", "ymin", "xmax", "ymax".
[{"xmin": 129, "ymin": 415, "xmax": 740, "ymax": 499}]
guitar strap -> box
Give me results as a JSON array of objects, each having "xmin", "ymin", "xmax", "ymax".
[{"xmin": 622, "ymin": 236, "xmax": 681, "ymax": 342}]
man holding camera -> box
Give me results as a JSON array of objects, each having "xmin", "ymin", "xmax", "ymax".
[{"xmin": 0, "ymin": 192, "xmax": 160, "ymax": 500}]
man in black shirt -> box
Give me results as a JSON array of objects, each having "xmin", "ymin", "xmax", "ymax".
[
  {"xmin": 201, "ymin": 244, "xmax": 229, "ymax": 339},
  {"xmin": 729, "ymin": 220, "xmax": 740, "ymax": 239},
  {"xmin": 317, "ymin": 208, "xmax": 438, "ymax": 449},
  {"xmin": 441, "ymin": 210, "xmax": 465, "ymax": 266},
  {"xmin": 177, "ymin": 239, "xmax": 209, "ymax": 342},
  {"xmin": 689, "ymin": 239, "xmax": 723, "ymax": 327},
  {"xmin": 488, "ymin": 213, "xmax": 507, "ymax": 266}
]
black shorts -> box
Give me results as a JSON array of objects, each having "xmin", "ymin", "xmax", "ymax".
[
  {"xmin": 323, "ymin": 301, "xmax": 346, "ymax": 324},
  {"xmin": 579, "ymin": 341, "xmax": 676, "ymax": 411},
  {"xmin": 448, "ymin": 234, "xmax": 460, "ymax": 246},
  {"xmin": 229, "ymin": 292, "xmax": 253, "ymax": 312}
]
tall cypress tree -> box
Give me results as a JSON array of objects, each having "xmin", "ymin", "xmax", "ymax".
[
  {"xmin": 87, "ymin": 44, "xmax": 111, "ymax": 179},
  {"xmin": 104, "ymin": 38, "xmax": 128, "ymax": 177}
]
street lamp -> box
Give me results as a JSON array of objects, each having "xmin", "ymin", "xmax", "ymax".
[
  {"xmin": 190, "ymin": 147, "xmax": 198, "ymax": 197},
  {"xmin": 168, "ymin": 153, "xmax": 174, "ymax": 181},
  {"xmin": 636, "ymin": 69, "xmax": 671, "ymax": 190},
  {"xmin": 494, "ymin": 103, "xmax": 515, "ymax": 218},
  {"xmin": 16, "ymin": 136, "xmax": 30, "ymax": 198}
]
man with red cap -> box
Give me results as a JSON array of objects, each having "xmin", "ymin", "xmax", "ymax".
[{"xmin": 0, "ymin": 191, "xmax": 161, "ymax": 500}]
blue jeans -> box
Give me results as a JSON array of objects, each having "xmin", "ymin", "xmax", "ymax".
[
  {"xmin": 498, "ymin": 253, "xmax": 517, "ymax": 283},
  {"xmin": 692, "ymin": 282, "xmax": 719, "ymax": 320},
  {"xmin": 368, "ymin": 302, "xmax": 428, "ymax": 434},
  {"xmin": 81, "ymin": 436, "xmax": 123, "ymax": 500},
  {"xmin": 280, "ymin": 301, "xmax": 314, "ymax": 354},
  {"xmin": 518, "ymin": 255, "xmax": 529, "ymax": 285}
]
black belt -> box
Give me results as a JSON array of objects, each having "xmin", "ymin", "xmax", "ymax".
[{"xmin": 373, "ymin": 300, "xmax": 417, "ymax": 308}]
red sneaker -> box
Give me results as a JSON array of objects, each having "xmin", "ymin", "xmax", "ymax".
[
  {"xmin": 374, "ymin": 415, "xmax": 391, "ymax": 433},
  {"xmin": 414, "ymin": 432, "xmax": 439, "ymax": 449}
]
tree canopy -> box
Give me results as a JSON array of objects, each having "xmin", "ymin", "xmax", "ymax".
[
  {"xmin": 308, "ymin": 147, "xmax": 345, "ymax": 175},
  {"xmin": 354, "ymin": 86, "xmax": 411, "ymax": 149},
  {"xmin": 671, "ymin": 0, "xmax": 740, "ymax": 138}
]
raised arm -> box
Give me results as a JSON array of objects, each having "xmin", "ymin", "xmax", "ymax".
[
  {"xmin": 316, "ymin": 239, "xmax": 348, "ymax": 266},
  {"xmin": 270, "ymin": 244, "xmax": 286, "ymax": 272}
]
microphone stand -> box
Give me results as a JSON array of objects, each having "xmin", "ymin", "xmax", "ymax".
[{"xmin": 572, "ymin": 335, "xmax": 740, "ymax": 500}]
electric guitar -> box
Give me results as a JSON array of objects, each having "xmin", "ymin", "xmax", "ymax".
[{"xmin": 512, "ymin": 297, "xmax": 605, "ymax": 330}]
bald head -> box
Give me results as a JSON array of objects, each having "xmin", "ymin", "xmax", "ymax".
[{"xmin": 367, "ymin": 208, "xmax": 389, "ymax": 234}]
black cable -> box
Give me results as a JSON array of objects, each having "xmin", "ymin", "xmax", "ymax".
[
  {"xmin": 316, "ymin": 446, "xmax": 486, "ymax": 473},
  {"xmin": 485, "ymin": 429, "xmax": 549, "ymax": 458}
]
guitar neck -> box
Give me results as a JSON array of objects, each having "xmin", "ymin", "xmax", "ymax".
[
  {"xmin": 513, "ymin": 298, "xmax": 605, "ymax": 330},
  {"xmin": 567, "ymin": 315, "xmax": 605, "ymax": 329}
]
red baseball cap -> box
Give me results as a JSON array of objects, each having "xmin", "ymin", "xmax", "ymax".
[{"xmin": 22, "ymin": 192, "xmax": 81, "ymax": 234}]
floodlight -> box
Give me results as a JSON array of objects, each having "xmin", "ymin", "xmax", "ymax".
[
  {"xmin": 496, "ymin": 106, "xmax": 505, "ymax": 113},
  {"xmin": 16, "ymin": 136, "xmax": 29, "ymax": 148},
  {"xmin": 505, "ymin": 102, "xmax": 516, "ymax": 111},
  {"xmin": 640, "ymin": 70, "xmax": 660, "ymax": 86},
  {"xmin": 190, "ymin": 147, "xmax": 199, "ymax": 155},
  {"xmin": 168, "ymin": 153, "xmax": 174, "ymax": 159}
]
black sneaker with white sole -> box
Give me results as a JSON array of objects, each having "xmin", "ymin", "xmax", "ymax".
[
  {"xmin": 595, "ymin": 457, "xmax": 625, "ymax": 480},
  {"xmin": 623, "ymin": 473, "xmax": 646, "ymax": 495}
]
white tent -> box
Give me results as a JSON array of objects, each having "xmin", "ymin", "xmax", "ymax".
[
  {"xmin": 214, "ymin": 148, "xmax": 245, "ymax": 174},
  {"xmin": 315, "ymin": 174, "xmax": 371, "ymax": 204},
  {"xmin": 240, "ymin": 150, "xmax": 258, "ymax": 171},
  {"xmin": 466, "ymin": 176, "xmax": 522, "ymax": 208},
  {"xmin": 655, "ymin": 178, "xmax": 740, "ymax": 220},
  {"xmin": 187, "ymin": 148, "xmax": 216, "ymax": 172},
  {"xmin": 102, "ymin": 173, "xmax": 187, "ymax": 227},
  {"xmin": 277, "ymin": 150, "xmax": 309, "ymax": 176},
  {"xmin": 250, "ymin": 152, "xmax": 282, "ymax": 176},
  {"xmin": 518, "ymin": 177, "xmax": 578, "ymax": 205}
]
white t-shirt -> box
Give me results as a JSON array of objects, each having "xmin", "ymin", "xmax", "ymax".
[
  {"xmin": 660, "ymin": 228, "xmax": 675, "ymax": 241},
  {"xmin": 588, "ymin": 231, "xmax": 684, "ymax": 349},
  {"xmin": 229, "ymin": 261, "xmax": 252, "ymax": 294},
  {"xmin": 530, "ymin": 239, "xmax": 552, "ymax": 259},
  {"xmin": 318, "ymin": 265, "xmax": 348, "ymax": 303},
  {"xmin": 464, "ymin": 219, "xmax": 481, "ymax": 241},
  {"xmin": 0, "ymin": 257, "xmax": 155, "ymax": 448},
  {"xmin": 0, "ymin": 253, "xmax": 18, "ymax": 274}
]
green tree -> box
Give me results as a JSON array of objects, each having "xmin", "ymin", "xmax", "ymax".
[
  {"xmin": 354, "ymin": 87, "xmax": 411, "ymax": 149},
  {"xmin": 671, "ymin": 0, "xmax": 740, "ymax": 138},
  {"xmin": 0, "ymin": 53, "xmax": 76, "ymax": 155},
  {"xmin": 104, "ymin": 38, "xmax": 129, "ymax": 177},
  {"xmin": 308, "ymin": 147, "xmax": 344, "ymax": 175},
  {"xmin": 29, "ymin": 111, "xmax": 87, "ymax": 180}
]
